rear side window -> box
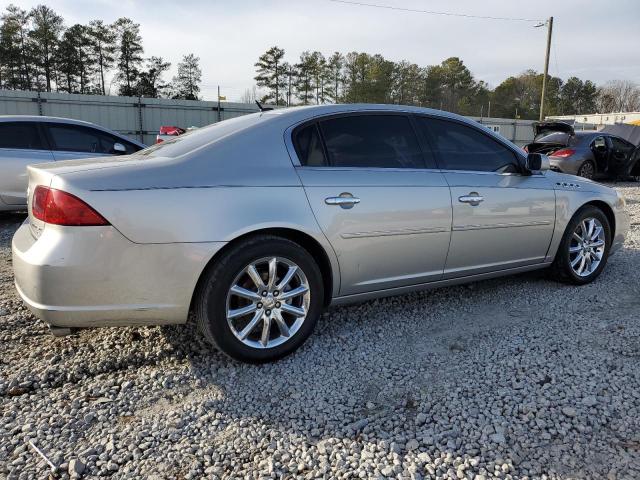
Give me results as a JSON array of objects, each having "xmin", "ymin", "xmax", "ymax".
[
  {"xmin": 293, "ymin": 124, "xmax": 327, "ymax": 166},
  {"xmin": 0, "ymin": 122, "xmax": 44, "ymax": 150},
  {"xmin": 417, "ymin": 117, "xmax": 518, "ymax": 173},
  {"xmin": 318, "ymin": 115, "xmax": 425, "ymax": 169}
]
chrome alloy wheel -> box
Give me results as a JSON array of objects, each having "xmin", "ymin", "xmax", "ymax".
[
  {"xmin": 569, "ymin": 217, "xmax": 606, "ymax": 277},
  {"xmin": 226, "ymin": 257, "xmax": 310, "ymax": 349}
]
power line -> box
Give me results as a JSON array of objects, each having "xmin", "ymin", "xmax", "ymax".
[{"xmin": 328, "ymin": 0, "xmax": 542, "ymax": 23}]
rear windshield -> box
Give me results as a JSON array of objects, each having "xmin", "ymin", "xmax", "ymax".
[
  {"xmin": 534, "ymin": 132, "xmax": 571, "ymax": 145},
  {"xmin": 135, "ymin": 113, "xmax": 265, "ymax": 158}
]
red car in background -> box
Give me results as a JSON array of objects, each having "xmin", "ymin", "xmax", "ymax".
[{"xmin": 156, "ymin": 125, "xmax": 187, "ymax": 144}]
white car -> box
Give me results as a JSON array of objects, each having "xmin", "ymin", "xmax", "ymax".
[{"xmin": 0, "ymin": 116, "xmax": 145, "ymax": 211}]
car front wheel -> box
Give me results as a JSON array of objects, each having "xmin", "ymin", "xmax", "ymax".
[
  {"xmin": 550, "ymin": 205, "xmax": 611, "ymax": 284},
  {"xmin": 193, "ymin": 235, "xmax": 324, "ymax": 363}
]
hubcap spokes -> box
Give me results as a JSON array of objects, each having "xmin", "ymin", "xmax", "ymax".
[
  {"xmin": 569, "ymin": 217, "xmax": 605, "ymax": 277},
  {"xmin": 226, "ymin": 257, "xmax": 310, "ymax": 349}
]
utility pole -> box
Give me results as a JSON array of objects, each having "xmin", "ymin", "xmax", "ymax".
[
  {"xmin": 217, "ymin": 86, "xmax": 221, "ymax": 122},
  {"xmin": 538, "ymin": 16, "xmax": 553, "ymax": 121},
  {"xmin": 287, "ymin": 66, "xmax": 292, "ymax": 107}
]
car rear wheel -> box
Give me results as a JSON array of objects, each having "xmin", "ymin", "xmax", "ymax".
[
  {"xmin": 550, "ymin": 206, "xmax": 611, "ymax": 285},
  {"xmin": 193, "ymin": 235, "xmax": 324, "ymax": 363},
  {"xmin": 577, "ymin": 160, "xmax": 596, "ymax": 179}
]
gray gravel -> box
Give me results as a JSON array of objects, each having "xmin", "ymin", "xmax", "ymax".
[{"xmin": 1, "ymin": 182, "xmax": 640, "ymax": 479}]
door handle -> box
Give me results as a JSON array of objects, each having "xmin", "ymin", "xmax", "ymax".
[
  {"xmin": 325, "ymin": 194, "xmax": 361, "ymax": 209},
  {"xmin": 458, "ymin": 193, "xmax": 484, "ymax": 206}
]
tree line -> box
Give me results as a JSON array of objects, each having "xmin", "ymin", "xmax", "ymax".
[
  {"xmin": 254, "ymin": 46, "xmax": 640, "ymax": 120},
  {"xmin": 0, "ymin": 4, "xmax": 202, "ymax": 99}
]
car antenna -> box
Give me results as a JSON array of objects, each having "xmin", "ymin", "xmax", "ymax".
[{"xmin": 255, "ymin": 100, "xmax": 273, "ymax": 112}]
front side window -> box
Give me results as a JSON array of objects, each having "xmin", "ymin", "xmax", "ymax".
[
  {"xmin": 610, "ymin": 137, "xmax": 635, "ymax": 156},
  {"xmin": 98, "ymin": 132, "xmax": 140, "ymax": 154},
  {"xmin": 48, "ymin": 124, "xmax": 103, "ymax": 153},
  {"xmin": 417, "ymin": 117, "xmax": 518, "ymax": 173},
  {"xmin": 318, "ymin": 115, "xmax": 425, "ymax": 169},
  {"xmin": 0, "ymin": 122, "xmax": 44, "ymax": 150}
]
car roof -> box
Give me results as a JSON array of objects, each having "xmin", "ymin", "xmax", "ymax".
[
  {"xmin": 0, "ymin": 115, "xmax": 102, "ymax": 127},
  {"xmin": 261, "ymin": 103, "xmax": 471, "ymax": 123},
  {"xmin": 0, "ymin": 115, "xmax": 146, "ymax": 147}
]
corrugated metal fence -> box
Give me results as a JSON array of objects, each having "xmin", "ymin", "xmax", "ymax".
[
  {"xmin": 473, "ymin": 117, "xmax": 536, "ymax": 147},
  {"xmin": 0, "ymin": 89, "xmax": 262, "ymax": 146},
  {"xmin": 0, "ymin": 89, "xmax": 536, "ymax": 147}
]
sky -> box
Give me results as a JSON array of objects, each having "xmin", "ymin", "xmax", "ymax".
[{"xmin": 5, "ymin": 0, "xmax": 640, "ymax": 101}]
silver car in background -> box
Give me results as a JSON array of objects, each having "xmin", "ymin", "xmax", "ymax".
[
  {"xmin": 0, "ymin": 115, "xmax": 145, "ymax": 210},
  {"xmin": 12, "ymin": 105, "xmax": 629, "ymax": 363}
]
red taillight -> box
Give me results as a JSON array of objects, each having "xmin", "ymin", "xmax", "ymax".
[
  {"xmin": 32, "ymin": 186, "xmax": 109, "ymax": 226},
  {"xmin": 551, "ymin": 148, "xmax": 575, "ymax": 158}
]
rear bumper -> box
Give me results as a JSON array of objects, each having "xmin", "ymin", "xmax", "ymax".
[
  {"xmin": 12, "ymin": 220, "xmax": 224, "ymax": 328},
  {"xmin": 549, "ymin": 157, "xmax": 580, "ymax": 175}
]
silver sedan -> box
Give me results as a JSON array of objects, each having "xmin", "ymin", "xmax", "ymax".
[{"xmin": 12, "ymin": 105, "xmax": 630, "ymax": 362}]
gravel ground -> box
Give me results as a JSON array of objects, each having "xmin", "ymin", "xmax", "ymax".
[{"xmin": 1, "ymin": 183, "xmax": 640, "ymax": 480}]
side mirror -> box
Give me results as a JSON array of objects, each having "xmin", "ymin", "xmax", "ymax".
[
  {"xmin": 112, "ymin": 142, "xmax": 127, "ymax": 154},
  {"xmin": 523, "ymin": 152, "xmax": 549, "ymax": 173}
]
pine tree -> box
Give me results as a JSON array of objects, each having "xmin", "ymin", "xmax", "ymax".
[
  {"xmin": 29, "ymin": 5, "xmax": 63, "ymax": 92},
  {"xmin": 137, "ymin": 56, "xmax": 171, "ymax": 98},
  {"xmin": 88, "ymin": 20, "xmax": 116, "ymax": 95},
  {"xmin": 2, "ymin": 5, "xmax": 33, "ymax": 90},
  {"xmin": 254, "ymin": 46, "xmax": 286, "ymax": 105},
  {"xmin": 172, "ymin": 53, "xmax": 201, "ymax": 100},
  {"xmin": 325, "ymin": 52, "xmax": 343, "ymax": 103},
  {"xmin": 55, "ymin": 24, "xmax": 94, "ymax": 93},
  {"xmin": 0, "ymin": 8, "xmax": 23, "ymax": 89},
  {"xmin": 113, "ymin": 17, "xmax": 143, "ymax": 96},
  {"xmin": 293, "ymin": 51, "xmax": 316, "ymax": 105}
]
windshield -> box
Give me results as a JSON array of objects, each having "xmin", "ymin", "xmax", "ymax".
[{"xmin": 135, "ymin": 112, "xmax": 265, "ymax": 158}]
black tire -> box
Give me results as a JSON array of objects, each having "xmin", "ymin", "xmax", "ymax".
[
  {"xmin": 193, "ymin": 235, "xmax": 324, "ymax": 363},
  {"xmin": 577, "ymin": 160, "xmax": 596, "ymax": 180},
  {"xmin": 550, "ymin": 205, "xmax": 611, "ymax": 285}
]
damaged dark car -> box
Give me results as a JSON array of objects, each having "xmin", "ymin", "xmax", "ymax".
[{"xmin": 525, "ymin": 121, "xmax": 640, "ymax": 180}]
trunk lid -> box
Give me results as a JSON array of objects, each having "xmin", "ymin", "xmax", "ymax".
[{"xmin": 533, "ymin": 121, "xmax": 575, "ymax": 140}]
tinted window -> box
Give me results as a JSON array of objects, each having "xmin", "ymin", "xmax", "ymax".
[
  {"xmin": 99, "ymin": 132, "xmax": 140, "ymax": 154},
  {"xmin": 536, "ymin": 132, "xmax": 570, "ymax": 145},
  {"xmin": 592, "ymin": 136, "xmax": 607, "ymax": 150},
  {"xmin": 610, "ymin": 137, "xmax": 635, "ymax": 155},
  {"xmin": 294, "ymin": 124, "xmax": 326, "ymax": 166},
  {"xmin": 48, "ymin": 124, "xmax": 103, "ymax": 153},
  {"xmin": 417, "ymin": 117, "xmax": 518, "ymax": 172},
  {"xmin": 0, "ymin": 122, "xmax": 44, "ymax": 150},
  {"xmin": 318, "ymin": 115, "xmax": 424, "ymax": 168}
]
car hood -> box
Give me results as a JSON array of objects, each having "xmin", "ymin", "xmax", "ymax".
[{"xmin": 546, "ymin": 171, "xmax": 614, "ymax": 194}]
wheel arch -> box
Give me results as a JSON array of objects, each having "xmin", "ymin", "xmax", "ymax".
[
  {"xmin": 190, "ymin": 227, "xmax": 336, "ymax": 313},
  {"xmin": 583, "ymin": 199, "xmax": 616, "ymax": 238}
]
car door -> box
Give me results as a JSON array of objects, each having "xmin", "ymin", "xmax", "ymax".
[
  {"xmin": 414, "ymin": 115, "xmax": 555, "ymax": 278},
  {"xmin": 291, "ymin": 112, "xmax": 452, "ymax": 296},
  {"xmin": 45, "ymin": 123, "xmax": 117, "ymax": 161},
  {"xmin": 608, "ymin": 136, "xmax": 637, "ymax": 177},
  {"xmin": 0, "ymin": 121, "xmax": 54, "ymax": 206}
]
